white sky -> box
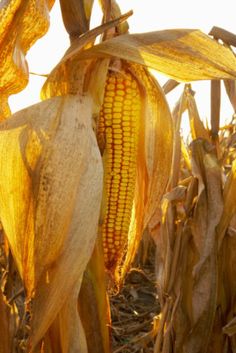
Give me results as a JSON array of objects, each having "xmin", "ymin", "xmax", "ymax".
[{"xmin": 9, "ymin": 0, "xmax": 236, "ymax": 134}]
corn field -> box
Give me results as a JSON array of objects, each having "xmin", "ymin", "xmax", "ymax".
[{"xmin": 1, "ymin": 1, "xmax": 236, "ymax": 352}]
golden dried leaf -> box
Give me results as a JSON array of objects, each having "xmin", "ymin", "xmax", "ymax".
[
  {"xmin": 0, "ymin": 0, "xmax": 55, "ymax": 118},
  {"xmin": 185, "ymin": 85, "xmax": 210, "ymax": 141},
  {"xmin": 79, "ymin": 238, "xmax": 111, "ymax": 353},
  {"xmin": 136, "ymin": 68, "xmax": 173, "ymax": 227},
  {"xmin": 41, "ymin": 13, "xmax": 132, "ymax": 100},
  {"xmin": 170, "ymin": 90, "xmax": 187, "ymax": 188},
  {"xmin": 184, "ymin": 140, "xmax": 223, "ymax": 352},
  {"xmin": 217, "ymin": 160, "xmax": 236, "ymax": 247},
  {"xmin": 223, "ymin": 79, "xmax": 236, "ymax": 112},
  {"xmin": 59, "ymin": 0, "xmax": 94, "ymax": 38},
  {"xmin": 0, "ymin": 291, "xmax": 12, "ymax": 353},
  {"xmin": 0, "ymin": 95, "xmax": 103, "ymax": 349},
  {"xmin": 155, "ymin": 139, "xmax": 224, "ymax": 353},
  {"xmin": 72, "ymin": 29, "xmax": 236, "ymax": 81},
  {"xmin": 210, "ymin": 80, "xmax": 221, "ymax": 137}
]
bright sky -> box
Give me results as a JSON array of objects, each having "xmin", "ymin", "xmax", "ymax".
[{"xmin": 9, "ymin": 0, "xmax": 236, "ymax": 133}]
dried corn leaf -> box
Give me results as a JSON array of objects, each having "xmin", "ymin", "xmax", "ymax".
[
  {"xmin": 155, "ymin": 139, "xmax": 224, "ymax": 353},
  {"xmin": 171, "ymin": 90, "xmax": 187, "ymax": 188},
  {"xmin": 59, "ymin": 0, "xmax": 94, "ymax": 39},
  {"xmin": 223, "ymin": 79, "xmax": 236, "ymax": 112},
  {"xmin": 210, "ymin": 80, "xmax": 221, "ymax": 137},
  {"xmin": 41, "ymin": 13, "xmax": 132, "ymax": 100},
  {"xmin": 183, "ymin": 140, "xmax": 223, "ymax": 353},
  {"xmin": 42, "ymin": 278, "xmax": 88, "ymax": 353},
  {"xmin": 162, "ymin": 79, "xmax": 180, "ymax": 95},
  {"xmin": 209, "ymin": 26, "xmax": 236, "ymax": 48},
  {"xmin": 78, "ymin": 238, "xmax": 111, "ymax": 353},
  {"xmin": 99, "ymin": 0, "xmax": 129, "ymax": 34},
  {"xmin": 0, "ymin": 0, "xmax": 55, "ymax": 118},
  {"xmin": 0, "ymin": 291, "xmax": 12, "ymax": 353},
  {"xmin": 135, "ymin": 68, "xmax": 173, "ymax": 227},
  {"xmin": 69, "ymin": 29, "xmax": 236, "ymax": 81},
  {"xmin": 185, "ymin": 85, "xmax": 210, "ymax": 141},
  {"xmin": 0, "ymin": 95, "xmax": 103, "ymax": 350},
  {"xmin": 217, "ymin": 160, "xmax": 236, "ymax": 247}
]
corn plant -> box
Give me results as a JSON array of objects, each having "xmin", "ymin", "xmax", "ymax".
[{"xmin": 0, "ymin": 1, "xmax": 236, "ymax": 353}]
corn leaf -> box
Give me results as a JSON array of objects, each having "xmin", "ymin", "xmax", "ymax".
[
  {"xmin": 0, "ymin": 0, "xmax": 55, "ymax": 119},
  {"xmin": 0, "ymin": 95, "xmax": 103, "ymax": 350},
  {"xmin": 210, "ymin": 80, "xmax": 221, "ymax": 138},
  {"xmin": 137, "ymin": 68, "xmax": 173, "ymax": 227},
  {"xmin": 223, "ymin": 79, "xmax": 236, "ymax": 112},
  {"xmin": 217, "ymin": 160, "xmax": 236, "ymax": 247},
  {"xmin": 0, "ymin": 291, "xmax": 12, "ymax": 353},
  {"xmin": 155, "ymin": 139, "xmax": 224, "ymax": 353},
  {"xmin": 78, "ymin": 238, "xmax": 111, "ymax": 353},
  {"xmin": 41, "ymin": 13, "xmax": 132, "ymax": 100},
  {"xmin": 64, "ymin": 29, "xmax": 236, "ymax": 81},
  {"xmin": 186, "ymin": 85, "xmax": 210, "ymax": 141},
  {"xmin": 59, "ymin": 0, "xmax": 94, "ymax": 39}
]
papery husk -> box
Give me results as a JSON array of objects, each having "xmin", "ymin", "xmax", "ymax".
[
  {"xmin": 0, "ymin": 0, "xmax": 55, "ymax": 119},
  {"xmin": 0, "ymin": 95, "xmax": 103, "ymax": 351},
  {"xmin": 119, "ymin": 63, "xmax": 173, "ymax": 281},
  {"xmin": 65, "ymin": 29, "xmax": 236, "ymax": 82}
]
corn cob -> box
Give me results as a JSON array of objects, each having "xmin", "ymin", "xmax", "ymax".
[{"xmin": 97, "ymin": 68, "xmax": 141, "ymax": 273}]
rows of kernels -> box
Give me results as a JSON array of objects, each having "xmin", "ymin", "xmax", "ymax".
[{"xmin": 97, "ymin": 71, "xmax": 141, "ymax": 270}]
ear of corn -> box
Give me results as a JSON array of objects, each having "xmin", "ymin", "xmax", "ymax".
[{"xmin": 97, "ymin": 66, "xmax": 142, "ymax": 278}]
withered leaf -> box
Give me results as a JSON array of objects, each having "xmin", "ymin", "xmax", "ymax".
[{"xmin": 73, "ymin": 29, "xmax": 236, "ymax": 81}]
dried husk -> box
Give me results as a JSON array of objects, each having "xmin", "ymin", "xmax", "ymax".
[
  {"xmin": 0, "ymin": 95, "xmax": 103, "ymax": 351},
  {"xmin": 119, "ymin": 63, "xmax": 173, "ymax": 281}
]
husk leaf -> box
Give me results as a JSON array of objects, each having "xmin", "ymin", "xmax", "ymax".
[{"xmin": 0, "ymin": 95, "xmax": 103, "ymax": 351}]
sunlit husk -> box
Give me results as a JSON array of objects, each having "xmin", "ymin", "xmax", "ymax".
[
  {"xmin": 0, "ymin": 0, "xmax": 55, "ymax": 119},
  {"xmin": 0, "ymin": 95, "xmax": 103, "ymax": 350},
  {"xmin": 119, "ymin": 63, "xmax": 173, "ymax": 282}
]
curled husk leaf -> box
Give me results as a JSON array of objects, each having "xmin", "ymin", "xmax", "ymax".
[{"xmin": 0, "ymin": 95, "xmax": 103, "ymax": 351}]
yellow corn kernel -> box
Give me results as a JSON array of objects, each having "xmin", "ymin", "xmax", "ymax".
[{"xmin": 97, "ymin": 69, "xmax": 141, "ymax": 272}]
